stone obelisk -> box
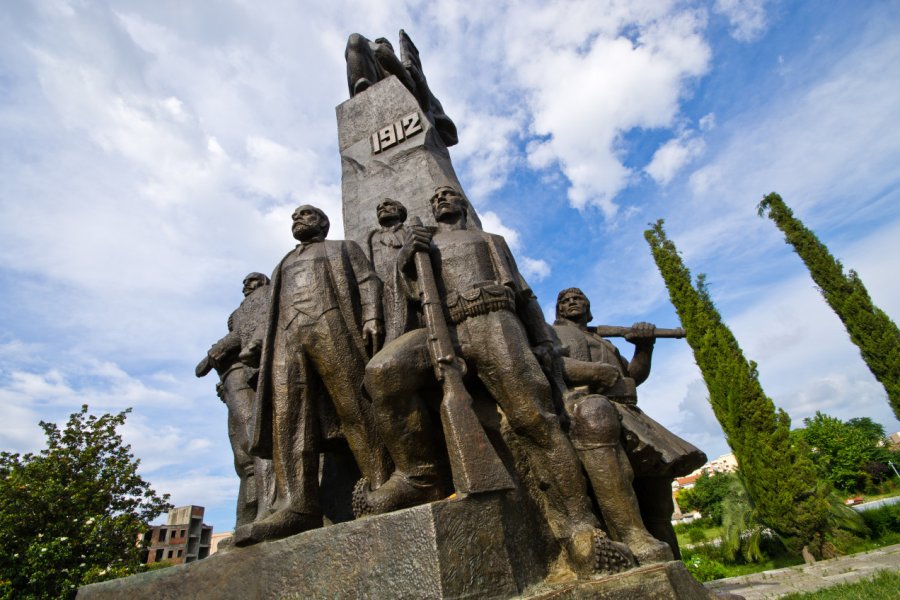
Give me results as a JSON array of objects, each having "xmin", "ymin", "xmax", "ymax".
[{"xmin": 336, "ymin": 75, "xmax": 480, "ymax": 249}]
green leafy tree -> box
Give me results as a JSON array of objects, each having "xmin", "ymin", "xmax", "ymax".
[
  {"xmin": 645, "ymin": 220, "xmax": 830, "ymax": 554},
  {"xmin": 794, "ymin": 412, "xmax": 893, "ymax": 492},
  {"xmin": 677, "ymin": 471, "xmax": 737, "ymax": 525},
  {"xmin": 758, "ymin": 193, "xmax": 900, "ymax": 419},
  {"xmin": 0, "ymin": 406, "xmax": 171, "ymax": 599}
]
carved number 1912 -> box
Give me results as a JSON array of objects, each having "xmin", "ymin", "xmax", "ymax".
[{"xmin": 371, "ymin": 112, "xmax": 423, "ymax": 154}]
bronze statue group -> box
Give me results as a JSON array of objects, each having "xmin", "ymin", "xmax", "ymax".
[{"xmin": 198, "ymin": 186, "xmax": 705, "ymax": 577}]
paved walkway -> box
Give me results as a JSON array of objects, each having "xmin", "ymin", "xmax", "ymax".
[{"xmin": 705, "ymin": 543, "xmax": 900, "ymax": 599}]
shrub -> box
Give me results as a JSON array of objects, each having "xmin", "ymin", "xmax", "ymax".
[
  {"xmin": 682, "ymin": 551, "xmax": 727, "ymax": 582},
  {"xmin": 861, "ymin": 503, "xmax": 900, "ymax": 538}
]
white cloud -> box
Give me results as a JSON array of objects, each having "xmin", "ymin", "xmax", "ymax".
[
  {"xmin": 148, "ymin": 469, "xmax": 239, "ymax": 526},
  {"xmin": 521, "ymin": 257, "xmax": 551, "ymax": 282},
  {"xmin": 502, "ymin": 4, "xmax": 711, "ymax": 215},
  {"xmin": 713, "ymin": 0, "xmax": 771, "ymax": 42},
  {"xmin": 479, "ymin": 211, "xmax": 521, "ymax": 250},
  {"xmin": 645, "ymin": 133, "xmax": 705, "ymax": 185}
]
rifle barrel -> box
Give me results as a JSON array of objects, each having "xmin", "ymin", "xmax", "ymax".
[
  {"xmin": 592, "ymin": 325, "xmax": 685, "ymax": 339},
  {"xmin": 408, "ymin": 217, "xmax": 513, "ymax": 495}
]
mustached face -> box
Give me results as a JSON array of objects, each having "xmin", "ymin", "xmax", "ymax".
[{"xmin": 291, "ymin": 205, "xmax": 328, "ymax": 241}]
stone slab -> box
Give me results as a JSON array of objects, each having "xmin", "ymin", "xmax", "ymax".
[
  {"xmin": 77, "ymin": 493, "xmax": 546, "ymax": 600},
  {"xmin": 523, "ymin": 561, "xmax": 727, "ymax": 600},
  {"xmin": 336, "ymin": 76, "xmax": 480, "ymax": 250}
]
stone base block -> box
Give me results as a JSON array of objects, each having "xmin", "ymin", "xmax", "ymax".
[
  {"xmin": 524, "ymin": 561, "xmax": 734, "ymax": 600},
  {"xmin": 77, "ymin": 493, "xmax": 547, "ymax": 600}
]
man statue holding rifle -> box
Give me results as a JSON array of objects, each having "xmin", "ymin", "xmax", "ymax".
[
  {"xmin": 552, "ymin": 287, "xmax": 706, "ymax": 559},
  {"xmin": 362, "ymin": 186, "xmax": 632, "ymax": 575}
]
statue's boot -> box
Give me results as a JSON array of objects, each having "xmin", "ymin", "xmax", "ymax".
[
  {"xmin": 355, "ymin": 471, "xmax": 443, "ymax": 517},
  {"xmin": 232, "ymin": 508, "xmax": 322, "ymax": 547},
  {"xmin": 565, "ymin": 526, "xmax": 635, "ymax": 576},
  {"xmin": 578, "ymin": 445, "xmax": 673, "ymax": 565}
]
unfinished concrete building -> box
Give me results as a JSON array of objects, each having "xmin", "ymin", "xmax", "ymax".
[{"xmin": 141, "ymin": 505, "xmax": 213, "ymax": 565}]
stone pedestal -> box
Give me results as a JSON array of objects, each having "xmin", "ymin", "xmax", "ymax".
[
  {"xmin": 77, "ymin": 494, "xmax": 548, "ymax": 600},
  {"xmin": 77, "ymin": 492, "xmax": 731, "ymax": 599},
  {"xmin": 336, "ymin": 76, "xmax": 480, "ymax": 250},
  {"xmin": 525, "ymin": 562, "xmax": 726, "ymax": 599}
]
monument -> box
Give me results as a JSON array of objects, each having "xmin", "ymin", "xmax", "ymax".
[{"xmin": 78, "ymin": 29, "xmax": 731, "ymax": 600}]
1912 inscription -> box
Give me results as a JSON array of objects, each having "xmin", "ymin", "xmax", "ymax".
[{"xmin": 371, "ymin": 112, "xmax": 423, "ymax": 154}]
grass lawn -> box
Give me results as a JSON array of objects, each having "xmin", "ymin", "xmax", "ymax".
[
  {"xmin": 675, "ymin": 524, "xmax": 723, "ymax": 548},
  {"xmin": 839, "ymin": 531, "xmax": 900, "ymax": 555},
  {"xmin": 716, "ymin": 554, "xmax": 804, "ymax": 578},
  {"xmin": 778, "ymin": 569, "xmax": 900, "ymax": 599}
]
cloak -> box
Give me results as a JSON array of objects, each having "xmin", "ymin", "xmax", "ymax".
[{"xmin": 250, "ymin": 239, "xmax": 382, "ymax": 459}]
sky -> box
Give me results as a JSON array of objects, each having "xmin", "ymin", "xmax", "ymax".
[{"xmin": 1, "ymin": 0, "xmax": 898, "ymax": 532}]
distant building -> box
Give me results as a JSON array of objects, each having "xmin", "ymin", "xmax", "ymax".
[
  {"xmin": 669, "ymin": 452, "xmax": 738, "ymax": 524},
  {"xmin": 705, "ymin": 452, "xmax": 738, "ymax": 474},
  {"xmin": 141, "ymin": 505, "xmax": 213, "ymax": 565},
  {"xmin": 673, "ymin": 473, "xmax": 702, "ymax": 490},
  {"xmin": 888, "ymin": 431, "xmax": 900, "ymax": 451},
  {"xmin": 671, "ymin": 452, "xmax": 738, "ymax": 492}
]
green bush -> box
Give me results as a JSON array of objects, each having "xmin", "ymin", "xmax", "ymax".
[
  {"xmin": 861, "ymin": 503, "xmax": 900, "ymax": 537},
  {"xmin": 687, "ymin": 527, "xmax": 707, "ymax": 543},
  {"xmin": 682, "ymin": 551, "xmax": 727, "ymax": 582},
  {"xmin": 674, "ymin": 518, "xmax": 714, "ymax": 544}
]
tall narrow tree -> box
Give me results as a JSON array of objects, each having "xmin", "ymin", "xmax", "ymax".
[
  {"xmin": 644, "ymin": 220, "xmax": 829, "ymax": 552},
  {"xmin": 758, "ymin": 192, "xmax": 900, "ymax": 419}
]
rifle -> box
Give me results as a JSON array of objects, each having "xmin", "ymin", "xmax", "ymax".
[
  {"xmin": 592, "ymin": 325, "xmax": 685, "ymax": 339},
  {"xmin": 409, "ymin": 217, "xmax": 514, "ymax": 495}
]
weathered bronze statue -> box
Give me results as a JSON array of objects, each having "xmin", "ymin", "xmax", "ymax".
[
  {"xmin": 196, "ymin": 273, "xmax": 275, "ymax": 529},
  {"xmin": 366, "ymin": 198, "xmax": 420, "ymax": 343},
  {"xmin": 345, "ymin": 30, "xmax": 458, "ymax": 147},
  {"xmin": 235, "ymin": 205, "xmax": 392, "ymax": 546},
  {"xmin": 553, "ymin": 288, "xmax": 706, "ymax": 559},
  {"xmin": 362, "ymin": 186, "xmax": 630, "ymax": 574}
]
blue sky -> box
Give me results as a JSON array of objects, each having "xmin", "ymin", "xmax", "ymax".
[{"xmin": 1, "ymin": 1, "xmax": 898, "ymax": 532}]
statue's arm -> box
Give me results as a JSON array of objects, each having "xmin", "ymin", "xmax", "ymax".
[
  {"xmin": 561, "ymin": 357, "xmax": 621, "ymax": 390},
  {"xmin": 346, "ymin": 240, "xmax": 383, "ymax": 324},
  {"xmin": 203, "ymin": 330, "xmax": 242, "ymax": 373},
  {"xmin": 623, "ymin": 322, "xmax": 655, "ymax": 385},
  {"xmin": 489, "ymin": 234, "xmax": 553, "ymax": 347}
]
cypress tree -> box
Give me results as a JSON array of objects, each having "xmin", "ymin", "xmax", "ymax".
[
  {"xmin": 758, "ymin": 192, "xmax": 900, "ymax": 420},
  {"xmin": 644, "ymin": 220, "xmax": 829, "ymax": 552}
]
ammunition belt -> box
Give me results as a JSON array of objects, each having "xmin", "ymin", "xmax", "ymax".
[{"xmin": 446, "ymin": 284, "xmax": 516, "ymax": 325}]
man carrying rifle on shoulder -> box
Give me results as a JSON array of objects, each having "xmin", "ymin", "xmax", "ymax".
[{"xmin": 552, "ymin": 287, "xmax": 706, "ymax": 560}]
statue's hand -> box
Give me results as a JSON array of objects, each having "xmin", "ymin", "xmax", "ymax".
[
  {"xmin": 589, "ymin": 363, "xmax": 621, "ymax": 389},
  {"xmin": 397, "ymin": 224, "xmax": 432, "ymax": 270},
  {"xmin": 362, "ymin": 319, "xmax": 384, "ymax": 356},
  {"xmin": 239, "ymin": 339, "xmax": 263, "ymax": 369},
  {"xmin": 624, "ymin": 321, "xmax": 656, "ymax": 347}
]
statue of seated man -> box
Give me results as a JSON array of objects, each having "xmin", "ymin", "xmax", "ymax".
[
  {"xmin": 362, "ymin": 186, "xmax": 630, "ymax": 575},
  {"xmin": 552, "ymin": 287, "xmax": 707, "ymax": 559}
]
